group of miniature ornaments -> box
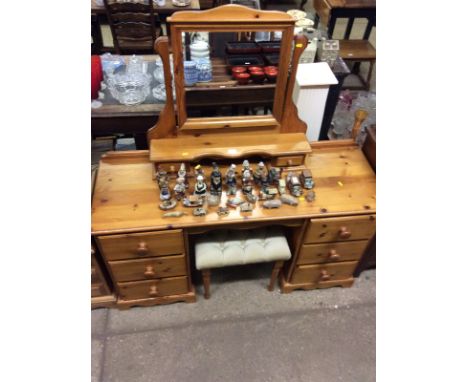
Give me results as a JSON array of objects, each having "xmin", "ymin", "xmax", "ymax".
[{"xmin": 156, "ymin": 161, "xmax": 315, "ymax": 218}]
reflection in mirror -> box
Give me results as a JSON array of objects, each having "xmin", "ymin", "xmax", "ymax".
[{"xmin": 180, "ymin": 31, "xmax": 283, "ymax": 118}]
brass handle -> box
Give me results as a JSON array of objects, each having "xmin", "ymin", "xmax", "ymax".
[
  {"xmin": 144, "ymin": 265, "xmax": 155, "ymax": 278},
  {"xmin": 320, "ymin": 270, "xmax": 331, "ymax": 281},
  {"xmin": 136, "ymin": 242, "xmax": 148, "ymax": 255},
  {"xmin": 287, "ymin": 159, "xmax": 293, "ymax": 166},
  {"xmin": 148, "ymin": 285, "xmax": 158, "ymax": 297},
  {"xmin": 91, "ymin": 247, "xmax": 95, "ymax": 255},
  {"xmin": 328, "ymin": 249, "xmax": 340, "ymax": 261},
  {"xmin": 338, "ymin": 227, "xmax": 351, "ymax": 239}
]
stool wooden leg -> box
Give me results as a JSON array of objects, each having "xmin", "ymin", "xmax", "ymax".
[
  {"xmin": 201, "ymin": 269, "xmax": 211, "ymax": 299},
  {"xmin": 366, "ymin": 60, "xmax": 375, "ymax": 91},
  {"xmin": 268, "ymin": 261, "xmax": 284, "ymax": 291}
]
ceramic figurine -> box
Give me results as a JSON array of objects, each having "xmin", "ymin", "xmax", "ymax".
[
  {"xmin": 259, "ymin": 188, "xmax": 276, "ymax": 200},
  {"xmin": 278, "ymin": 179, "xmax": 286, "ymax": 194},
  {"xmin": 300, "ymin": 169, "xmax": 314, "ymax": 189},
  {"xmin": 217, "ymin": 206, "xmax": 230, "ymax": 216},
  {"xmin": 194, "ymin": 164, "xmax": 205, "ymax": 179},
  {"xmin": 239, "ymin": 202, "xmax": 254, "ymax": 212},
  {"xmin": 163, "ymin": 211, "xmax": 187, "ymax": 218},
  {"xmin": 305, "ymin": 191, "xmax": 316, "ymax": 202},
  {"xmin": 207, "ymin": 194, "xmax": 220, "ymax": 207},
  {"xmin": 242, "ymin": 169, "xmax": 253, "ymax": 194},
  {"xmin": 194, "ymin": 174, "xmax": 207, "ymax": 197},
  {"xmin": 173, "ymin": 177, "xmax": 186, "ymax": 201},
  {"xmin": 193, "ymin": 207, "xmax": 206, "ymax": 216},
  {"xmin": 268, "ymin": 167, "xmax": 281, "ymax": 185},
  {"xmin": 242, "ymin": 159, "xmax": 251, "ymax": 177},
  {"xmin": 156, "ymin": 166, "xmax": 168, "ymax": 188},
  {"xmin": 225, "ymin": 164, "xmax": 237, "ymax": 195},
  {"xmin": 226, "ymin": 196, "xmax": 243, "ymax": 208},
  {"xmin": 286, "ymin": 172, "xmax": 302, "ymax": 197},
  {"xmin": 210, "ymin": 162, "xmax": 223, "ymax": 195},
  {"xmin": 159, "ymin": 199, "xmax": 177, "ymax": 210},
  {"xmin": 280, "ymin": 194, "xmax": 299, "ymax": 206},
  {"xmin": 160, "ymin": 182, "xmax": 171, "ymax": 200},
  {"xmin": 263, "ymin": 199, "xmax": 282, "ymax": 209},
  {"xmin": 178, "ymin": 163, "xmax": 187, "ymax": 185},
  {"xmin": 253, "ymin": 161, "xmax": 267, "ymax": 185}
]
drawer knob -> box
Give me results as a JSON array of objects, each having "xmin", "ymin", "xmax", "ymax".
[
  {"xmin": 149, "ymin": 285, "xmax": 158, "ymax": 297},
  {"xmin": 144, "ymin": 265, "xmax": 155, "ymax": 278},
  {"xmin": 136, "ymin": 242, "xmax": 149, "ymax": 255},
  {"xmin": 320, "ymin": 270, "xmax": 331, "ymax": 281},
  {"xmin": 328, "ymin": 249, "xmax": 341, "ymax": 261},
  {"xmin": 287, "ymin": 159, "xmax": 293, "ymax": 166},
  {"xmin": 338, "ymin": 227, "xmax": 351, "ymax": 239}
]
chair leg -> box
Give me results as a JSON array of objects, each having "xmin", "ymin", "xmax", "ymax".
[
  {"xmin": 366, "ymin": 60, "xmax": 375, "ymax": 91},
  {"xmin": 268, "ymin": 261, "xmax": 284, "ymax": 291},
  {"xmin": 201, "ymin": 269, "xmax": 211, "ymax": 299}
]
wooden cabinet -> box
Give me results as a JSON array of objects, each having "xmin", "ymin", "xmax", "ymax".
[
  {"xmin": 96, "ymin": 229, "xmax": 195, "ymax": 309},
  {"xmin": 281, "ymin": 214, "xmax": 375, "ymax": 293}
]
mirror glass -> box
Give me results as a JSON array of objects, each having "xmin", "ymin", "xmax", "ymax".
[{"xmin": 180, "ymin": 30, "xmax": 283, "ymax": 118}]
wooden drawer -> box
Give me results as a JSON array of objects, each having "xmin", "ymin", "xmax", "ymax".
[
  {"xmin": 91, "ymin": 266, "xmax": 100, "ymax": 284},
  {"xmin": 109, "ymin": 254, "xmax": 187, "ymax": 282},
  {"xmin": 91, "ymin": 283, "xmax": 107, "ymax": 298},
  {"xmin": 118, "ymin": 276, "xmax": 189, "ymax": 301},
  {"xmin": 272, "ymin": 155, "xmax": 304, "ymax": 167},
  {"xmin": 97, "ymin": 230, "xmax": 185, "ymax": 261},
  {"xmin": 304, "ymin": 215, "xmax": 375, "ymax": 244},
  {"xmin": 291, "ymin": 261, "xmax": 358, "ymax": 285},
  {"xmin": 297, "ymin": 240, "xmax": 369, "ymax": 265}
]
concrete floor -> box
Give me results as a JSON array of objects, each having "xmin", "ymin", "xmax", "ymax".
[{"xmin": 92, "ymin": 267, "xmax": 375, "ymax": 382}]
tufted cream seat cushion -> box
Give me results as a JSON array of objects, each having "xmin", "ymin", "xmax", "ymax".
[{"xmin": 195, "ymin": 227, "xmax": 291, "ymax": 270}]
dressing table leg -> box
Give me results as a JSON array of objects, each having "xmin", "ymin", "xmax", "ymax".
[
  {"xmin": 202, "ymin": 270, "xmax": 211, "ymax": 299},
  {"xmin": 268, "ymin": 261, "xmax": 284, "ymax": 292}
]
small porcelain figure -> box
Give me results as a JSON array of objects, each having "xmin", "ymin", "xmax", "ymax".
[
  {"xmin": 268, "ymin": 167, "xmax": 281, "ymax": 185},
  {"xmin": 159, "ymin": 199, "xmax": 176, "ymax": 210},
  {"xmin": 160, "ymin": 182, "xmax": 171, "ymax": 200},
  {"xmin": 156, "ymin": 166, "xmax": 168, "ymax": 189},
  {"xmin": 178, "ymin": 163, "xmax": 187, "ymax": 185},
  {"xmin": 225, "ymin": 164, "xmax": 237, "ymax": 195},
  {"xmin": 193, "ymin": 207, "xmax": 206, "ymax": 216},
  {"xmin": 300, "ymin": 169, "xmax": 314, "ymax": 189},
  {"xmin": 278, "ymin": 179, "xmax": 286, "ymax": 195},
  {"xmin": 173, "ymin": 177, "xmax": 186, "ymax": 201},
  {"xmin": 242, "ymin": 159, "xmax": 251, "ymax": 177},
  {"xmin": 194, "ymin": 174, "xmax": 207, "ymax": 197},
  {"xmin": 242, "ymin": 169, "xmax": 253, "ymax": 194},
  {"xmin": 253, "ymin": 161, "xmax": 268, "ymax": 185},
  {"xmin": 286, "ymin": 172, "xmax": 302, "ymax": 197},
  {"xmin": 210, "ymin": 162, "xmax": 222, "ymax": 195},
  {"xmin": 194, "ymin": 164, "xmax": 205, "ymax": 180}
]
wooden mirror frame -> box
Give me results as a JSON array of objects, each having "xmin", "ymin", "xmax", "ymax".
[{"xmin": 168, "ymin": 5, "xmax": 295, "ymax": 131}]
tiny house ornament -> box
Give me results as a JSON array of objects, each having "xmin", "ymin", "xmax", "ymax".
[
  {"xmin": 300, "ymin": 169, "xmax": 314, "ymax": 189},
  {"xmin": 225, "ymin": 164, "xmax": 237, "ymax": 195},
  {"xmin": 286, "ymin": 172, "xmax": 302, "ymax": 197},
  {"xmin": 194, "ymin": 175, "xmax": 207, "ymax": 197},
  {"xmin": 173, "ymin": 177, "xmax": 187, "ymax": 200},
  {"xmin": 210, "ymin": 162, "xmax": 223, "ymax": 195}
]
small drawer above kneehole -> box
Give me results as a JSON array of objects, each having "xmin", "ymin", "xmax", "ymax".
[
  {"xmin": 304, "ymin": 215, "xmax": 375, "ymax": 244},
  {"xmin": 109, "ymin": 254, "xmax": 187, "ymax": 282},
  {"xmin": 297, "ymin": 240, "xmax": 369, "ymax": 265},
  {"xmin": 291, "ymin": 261, "xmax": 358, "ymax": 285},
  {"xmin": 118, "ymin": 277, "xmax": 189, "ymax": 301},
  {"xmin": 97, "ymin": 230, "xmax": 185, "ymax": 261},
  {"xmin": 272, "ymin": 155, "xmax": 304, "ymax": 167}
]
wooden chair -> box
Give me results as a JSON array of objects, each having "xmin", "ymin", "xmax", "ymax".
[
  {"xmin": 103, "ymin": 0, "xmax": 162, "ymax": 54},
  {"xmin": 339, "ymin": 39, "xmax": 376, "ymax": 91}
]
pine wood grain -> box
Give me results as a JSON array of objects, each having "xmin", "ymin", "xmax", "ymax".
[{"xmin": 297, "ymin": 240, "xmax": 369, "ymax": 265}]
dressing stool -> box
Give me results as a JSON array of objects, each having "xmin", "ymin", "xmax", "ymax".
[
  {"xmin": 339, "ymin": 39, "xmax": 376, "ymax": 91},
  {"xmin": 195, "ymin": 227, "xmax": 292, "ymax": 299}
]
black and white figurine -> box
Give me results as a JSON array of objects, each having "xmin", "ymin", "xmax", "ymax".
[
  {"xmin": 225, "ymin": 164, "xmax": 237, "ymax": 195},
  {"xmin": 210, "ymin": 162, "xmax": 222, "ymax": 195}
]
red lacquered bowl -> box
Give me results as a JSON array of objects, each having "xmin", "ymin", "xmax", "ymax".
[
  {"xmin": 250, "ymin": 71, "xmax": 265, "ymax": 84},
  {"xmin": 264, "ymin": 66, "xmax": 277, "ymax": 72},
  {"xmin": 265, "ymin": 72, "xmax": 278, "ymax": 83},
  {"xmin": 248, "ymin": 66, "xmax": 263, "ymax": 73},
  {"xmin": 235, "ymin": 72, "xmax": 251, "ymax": 85},
  {"xmin": 231, "ymin": 66, "xmax": 247, "ymax": 79}
]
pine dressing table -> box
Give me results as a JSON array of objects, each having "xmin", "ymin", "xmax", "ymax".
[{"xmin": 91, "ymin": 5, "xmax": 376, "ymax": 309}]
